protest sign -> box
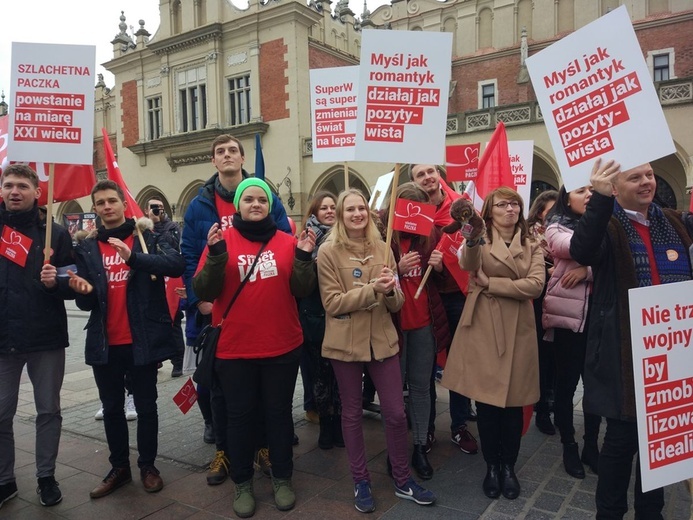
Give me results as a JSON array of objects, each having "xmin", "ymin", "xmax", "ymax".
[
  {"xmin": 629, "ymin": 281, "xmax": 693, "ymax": 491},
  {"xmin": 508, "ymin": 141, "xmax": 534, "ymax": 218},
  {"xmin": 355, "ymin": 30, "xmax": 452, "ymax": 164},
  {"xmin": 0, "ymin": 109, "xmax": 96, "ymax": 205},
  {"xmin": 310, "ymin": 66, "xmax": 358, "ymax": 162},
  {"xmin": 446, "ymin": 144, "xmax": 480, "ymax": 182},
  {"xmin": 392, "ymin": 198, "xmax": 435, "ymax": 236},
  {"xmin": 525, "ymin": 6, "xmax": 674, "ymax": 191},
  {"xmin": 9, "ymin": 42, "xmax": 96, "ymax": 165}
]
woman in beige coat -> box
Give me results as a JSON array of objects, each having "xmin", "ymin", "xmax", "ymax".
[
  {"xmin": 318, "ymin": 188, "xmax": 435, "ymax": 513},
  {"xmin": 441, "ymin": 186, "xmax": 544, "ymax": 501}
]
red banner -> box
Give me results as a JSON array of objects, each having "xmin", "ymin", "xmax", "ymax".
[
  {"xmin": 172, "ymin": 377, "xmax": 198, "ymax": 414},
  {"xmin": 393, "ymin": 198, "xmax": 436, "ymax": 237},
  {"xmin": 0, "ymin": 117, "xmax": 95, "ymax": 205},
  {"xmin": 446, "ymin": 144, "xmax": 480, "ymax": 181}
]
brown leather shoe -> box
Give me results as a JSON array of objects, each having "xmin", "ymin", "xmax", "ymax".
[
  {"xmin": 140, "ymin": 465, "xmax": 163, "ymax": 493},
  {"xmin": 90, "ymin": 467, "xmax": 132, "ymax": 499}
]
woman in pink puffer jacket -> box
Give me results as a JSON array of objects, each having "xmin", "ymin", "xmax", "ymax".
[{"xmin": 543, "ymin": 185, "xmax": 602, "ymax": 481}]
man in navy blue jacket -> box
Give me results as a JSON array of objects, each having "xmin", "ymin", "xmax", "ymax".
[{"xmin": 181, "ymin": 134, "xmax": 291, "ymax": 485}]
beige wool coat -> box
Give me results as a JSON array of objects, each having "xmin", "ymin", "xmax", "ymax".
[
  {"xmin": 317, "ymin": 236, "xmax": 404, "ymax": 363},
  {"xmin": 441, "ymin": 226, "xmax": 545, "ymax": 408}
]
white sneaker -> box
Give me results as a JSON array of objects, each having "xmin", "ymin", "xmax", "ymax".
[
  {"xmin": 125, "ymin": 395, "xmax": 138, "ymax": 421},
  {"xmin": 94, "ymin": 408, "xmax": 104, "ymax": 420}
]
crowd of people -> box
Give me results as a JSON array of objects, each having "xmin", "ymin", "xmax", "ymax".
[{"xmin": 0, "ymin": 136, "xmax": 690, "ymax": 520}]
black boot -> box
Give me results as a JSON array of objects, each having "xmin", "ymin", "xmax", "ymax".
[
  {"xmin": 562, "ymin": 442, "xmax": 585, "ymax": 479},
  {"xmin": 482, "ymin": 464, "xmax": 501, "ymax": 499},
  {"xmin": 581, "ymin": 442, "xmax": 599, "ymax": 475},
  {"xmin": 318, "ymin": 415, "xmax": 334, "ymax": 450},
  {"xmin": 500, "ymin": 464, "xmax": 520, "ymax": 499},
  {"xmin": 535, "ymin": 412, "xmax": 555, "ymax": 435},
  {"xmin": 332, "ymin": 415, "xmax": 345, "ymax": 448},
  {"xmin": 411, "ymin": 444, "xmax": 433, "ymax": 480}
]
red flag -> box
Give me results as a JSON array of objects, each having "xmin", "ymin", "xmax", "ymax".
[
  {"xmin": 101, "ymin": 128, "xmax": 143, "ymax": 219},
  {"xmin": 689, "ymin": 191, "xmax": 693, "ymax": 213},
  {"xmin": 392, "ymin": 198, "xmax": 436, "ymax": 237},
  {"xmin": 172, "ymin": 377, "xmax": 198, "ymax": 414},
  {"xmin": 0, "ymin": 117, "xmax": 95, "ymax": 205},
  {"xmin": 446, "ymin": 144, "xmax": 480, "ymax": 182},
  {"xmin": 464, "ymin": 122, "xmax": 514, "ymax": 209},
  {"xmin": 164, "ymin": 276, "xmax": 184, "ymax": 321},
  {"xmin": 437, "ymin": 231, "xmax": 468, "ymax": 294}
]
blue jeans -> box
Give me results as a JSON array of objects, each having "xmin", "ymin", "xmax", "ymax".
[
  {"xmin": 92, "ymin": 346, "xmax": 159, "ymax": 469},
  {"xmin": 0, "ymin": 349, "xmax": 65, "ymax": 483}
]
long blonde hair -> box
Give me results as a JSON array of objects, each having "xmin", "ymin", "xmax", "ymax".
[{"xmin": 331, "ymin": 189, "xmax": 383, "ymax": 251}]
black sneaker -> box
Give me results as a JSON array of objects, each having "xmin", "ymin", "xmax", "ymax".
[
  {"xmin": 0, "ymin": 481, "xmax": 18, "ymax": 509},
  {"xmin": 37, "ymin": 476, "xmax": 62, "ymax": 506}
]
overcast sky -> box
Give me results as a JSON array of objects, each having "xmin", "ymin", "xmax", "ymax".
[{"xmin": 0, "ymin": 0, "xmax": 385, "ymax": 109}]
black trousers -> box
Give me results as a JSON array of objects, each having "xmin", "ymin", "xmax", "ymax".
[
  {"xmin": 214, "ymin": 349, "xmax": 299, "ymax": 483},
  {"xmin": 553, "ymin": 327, "xmax": 601, "ymax": 445},
  {"xmin": 92, "ymin": 346, "xmax": 159, "ymax": 469},
  {"xmin": 476, "ymin": 401, "xmax": 523, "ymax": 465},
  {"xmin": 596, "ymin": 418, "xmax": 663, "ymax": 520}
]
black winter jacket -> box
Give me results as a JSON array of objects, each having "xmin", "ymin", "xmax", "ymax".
[
  {"xmin": 570, "ymin": 192, "xmax": 692, "ymax": 421},
  {"xmin": 73, "ymin": 226, "xmax": 185, "ymax": 366},
  {"xmin": 0, "ymin": 204, "xmax": 74, "ymax": 354}
]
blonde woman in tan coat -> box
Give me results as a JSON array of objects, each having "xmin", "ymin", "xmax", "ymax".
[
  {"xmin": 317, "ymin": 188, "xmax": 435, "ymax": 513},
  {"xmin": 441, "ymin": 186, "xmax": 545, "ymax": 501}
]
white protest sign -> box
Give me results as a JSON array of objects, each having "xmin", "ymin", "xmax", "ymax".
[
  {"xmin": 369, "ymin": 171, "xmax": 394, "ymax": 211},
  {"xmin": 508, "ymin": 141, "xmax": 534, "ymax": 218},
  {"xmin": 525, "ymin": 6, "xmax": 674, "ymax": 192},
  {"xmin": 310, "ymin": 66, "xmax": 359, "ymax": 162},
  {"xmin": 9, "ymin": 42, "xmax": 96, "ymax": 165},
  {"xmin": 355, "ymin": 30, "xmax": 452, "ymax": 164},
  {"xmin": 629, "ymin": 281, "xmax": 693, "ymax": 492}
]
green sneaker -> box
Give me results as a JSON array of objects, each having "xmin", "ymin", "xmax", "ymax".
[
  {"xmin": 272, "ymin": 477, "xmax": 295, "ymax": 511},
  {"xmin": 233, "ymin": 479, "xmax": 255, "ymax": 518}
]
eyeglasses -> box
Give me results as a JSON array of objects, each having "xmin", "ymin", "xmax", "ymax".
[{"xmin": 492, "ymin": 201, "xmax": 520, "ymax": 209}]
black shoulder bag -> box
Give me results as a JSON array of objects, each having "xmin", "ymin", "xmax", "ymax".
[{"xmin": 192, "ymin": 241, "xmax": 268, "ymax": 388}]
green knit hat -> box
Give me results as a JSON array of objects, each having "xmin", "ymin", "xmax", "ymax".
[{"xmin": 233, "ymin": 177, "xmax": 273, "ymax": 211}]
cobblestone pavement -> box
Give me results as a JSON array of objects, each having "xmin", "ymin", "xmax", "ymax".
[{"xmin": 4, "ymin": 303, "xmax": 691, "ymax": 519}]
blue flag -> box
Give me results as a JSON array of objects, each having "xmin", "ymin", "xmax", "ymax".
[{"xmin": 254, "ymin": 133, "xmax": 265, "ymax": 180}]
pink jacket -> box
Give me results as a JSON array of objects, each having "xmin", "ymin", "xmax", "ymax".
[{"xmin": 542, "ymin": 222, "xmax": 592, "ymax": 339}]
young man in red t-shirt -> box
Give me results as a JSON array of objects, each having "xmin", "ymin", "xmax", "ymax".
[{"xmin": 69, "ymin": 180, "xmax": 185, "ymax": 499}]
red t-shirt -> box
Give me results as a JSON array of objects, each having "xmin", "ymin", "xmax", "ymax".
[
  {"xmin": 398, "ymin": 237, "xmax": 432, "ymax": 330},
  {"xmin": 99, "ymin": 236, "xmax": 135, "ymax": 346},
  {"xmin": 196, "ymin": 229, "xmax": 303, "ymax": 359},
  {"xmin": 215, "ymin": 192, "xmax": 237, "ymax": 231}
]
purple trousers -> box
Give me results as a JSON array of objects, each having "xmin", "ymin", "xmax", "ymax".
[{"xmin": 331, "ymin": 355, "xmax": 410, "ymax": 486}]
